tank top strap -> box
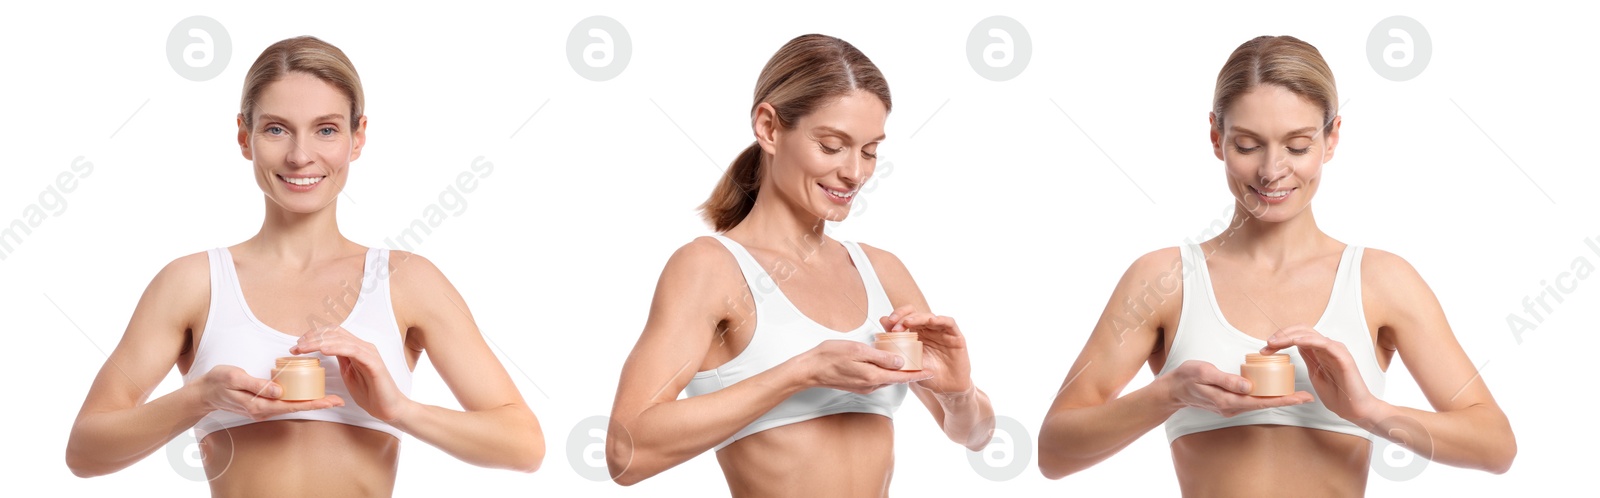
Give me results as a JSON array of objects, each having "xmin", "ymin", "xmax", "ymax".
[
  {"xmin": 840, "ymin": 240, "xmax": 893, "ymax": 315},
  {"xmin": 708, "ymin": 235, "xmax": 782, "ymax": 308},
  {"xmin": 1178, "ymin": 243, "xmax": 1211, "ymax": 320},
  {"xmin": 207, "ymin": 247, "xmax": 246, "ymax": 322},
  {"xmin": 1315, "ymin": 245, "xmax": 1359, "ymax": 321},
  {"xmin": 361, "ymin": 247, "xmax": 390, "ymax": 303}
]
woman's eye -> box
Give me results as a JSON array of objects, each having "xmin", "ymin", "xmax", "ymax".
[
  {"xmin": 862, "ymin": 150, "xmax": 877, "ymax": 160},
  {"xmin": 1288, "ymin": 146, "xmax": 1311, "ymax": 155},
  {"xmin": 818, "ymin": 143, "xmax": 843, "ymax": 154},
  {"xmin": 1233, "ymin": 144, "xmax": 1259, "ymax": 153},
  {"xmin": 319, "ymin": 127, "xmax": 337, "ymax": 136},
  {"xmin": 265, "ymin": 126, "xmax": 285, "ymax": 135}
]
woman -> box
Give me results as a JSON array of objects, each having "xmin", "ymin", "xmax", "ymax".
[
  {"xmin": 65, "ymin": 36, "xmax": 543, "ymax": 496},
  {"xmin": 1037, "ymin": 35, "xmax": 1515, "ymax": 496},
  {"xmin": 606, "ymin": 34, "xmax": 995, "ymax": 497}
]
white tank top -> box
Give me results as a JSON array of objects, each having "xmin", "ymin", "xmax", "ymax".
[
  {"xmin": 1160, "ymin": 243, "xmax": 1386, "ymax": 442},
  {"xmin": 183, "ymin": 247, "xmax": 413, "ymax": 441},
  {"xmin": 684, "ymin": 235, "xmax": 906, "ymax": 451}
]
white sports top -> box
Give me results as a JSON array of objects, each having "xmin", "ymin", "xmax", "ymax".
[
  {"xmin": 1160, "ymin": 243, "xmax": 1386, "ymax": 442},
  {"xmin": 184, "ymin": 247, "xmax": 413, "ymax": 442},
  {"xmin": 684, "ymin": 235, "xmax": 907, "ymax": 451}
]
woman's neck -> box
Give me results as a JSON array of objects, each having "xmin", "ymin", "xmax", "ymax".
[
  {"xmin": 238, "ymin": 197, "xmax": 353, "ymax": 268},
  {"xmin": 1212, "ymin": 205, "xmax": 1333, "ymax": 266},
  {"xmin": 728, "ymin": 189, "xmax": 832, "ymax": 262}
]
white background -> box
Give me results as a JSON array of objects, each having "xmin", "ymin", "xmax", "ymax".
[{"xmin": 3, "ymin": 1, "xmax": 1594, "ymax": 496}]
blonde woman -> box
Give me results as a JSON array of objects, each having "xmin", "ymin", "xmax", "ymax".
[
  {"xmin": 606, "ymin": 34, "xmax": 994, "ymax": 497},
  {"xmin": 66, "ymin": 36, "xmax": 543, "ymax": 496},
  {"xmin": 1038, "ymin": 35, "xmax": 1514, "ymax": 496}
]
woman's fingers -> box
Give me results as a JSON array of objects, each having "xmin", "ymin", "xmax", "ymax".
[
  {"xmin": 242, "ymin": 395, "xmax": 346, "ymax": 421},
  {"xmin": 1260, "ymin": 324, "xmax": 1327, "ymax": 354},
  {"xmin": 860, "ymin": 345, "xmax": 906, "ymax": 370},
  {"xmin": 881, "ymin": 305, "xmax": 918, "ymax": 329},
  {"xmin": 226, "ymin": 367, "xmax": 283, "ymax": 399},
  {"xmin": 1196, "ymin": 365, "xmax": 1253, "ymax": 395},
  {"xmin": 289, "ymin": 327, "xmax": 381, "ymax": 370}
]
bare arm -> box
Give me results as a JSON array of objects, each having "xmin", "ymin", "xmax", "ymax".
[
  {"xmin": 297, "ymin": 251, "xmax": 543, "ymax": 472},
  {"xmin": 66, "ymin": 253, "xmax": 342, "ymax": 477},
  {"xmin": 606, "ymin": 238, "xmax": 926, "ymax": 485},
  {"xmin": 859, "ymin": 243, "xmax": 994, "ymax": 451},
  {"xmin": 1039, "ymin": 249, "xmax": 1311, "ymax": 479},
  {"xmin": 1267, "ymin": 249, "xmax": 1514, "ymax": 473}
]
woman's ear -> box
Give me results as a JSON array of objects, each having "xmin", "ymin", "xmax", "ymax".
[
  {"xmin": 237, "ymin": 113, "xmax": 253, "ymax": 161},
  {"xmin": 1209, "ymin": 112, "xmax": 1224, "ymax": 161},
  {"xmin": 350, "ymin": 115, "xmax": 368, "ymax": 161},
  {"xmin": 753, "ymin": 102, "xmax": 779, "ymax": 156},
  {"xmin": 1323, "ymin": 115, "xmax": 1341, "ymax": 163}
]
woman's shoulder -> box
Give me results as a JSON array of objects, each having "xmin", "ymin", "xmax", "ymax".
[
  {"xmin": 134, "ymin": 250, "xmax": 212, "ymax": 322},
  {"xmin": 651, "ymin": 235, "xmax": 743, "ymax": 279},
  {"xmin": 382, "ymin": 249, "xmax": 450, "ymax": 292},
  {"xmin": 151, "ymin": 250, "xmax": 212, "ymax": 289},
  {"xmin": 1355, "ymin": 246, "xmax": 1430, "ymax": 295}
]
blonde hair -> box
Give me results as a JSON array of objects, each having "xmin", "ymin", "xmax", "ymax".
[
  {"xmin": 699, "ymin": 34, "xmax": 891, "ymax": 232},
  {"xmin": 1213, "ymin": 35, "xmax": 1337, "ymax": 134},
  {"xmin": 240, "ymin": 36, "xmax": 364, "ymax": 131}
]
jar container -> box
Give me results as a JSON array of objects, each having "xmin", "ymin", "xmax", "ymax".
[
  {"xmin": 1240, "ymin": 353, "xmax": 1293, "ymax": 397},
  {"xmin": 873, "ymin": 332, "xmax": 923, "ymax": 371},
  {"xmin": 272, "ymin": 356, "xmax": 325, "ymax": 401}
]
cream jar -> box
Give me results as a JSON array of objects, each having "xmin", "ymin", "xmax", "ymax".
[
  {"xmin": 272, "ymin": 357, "xmax": 325, "ymax": 401},
  {"xmin": 1240, "ymin": 353, "xmax": 1293, "ymax": 397},
  {"xmin": 873, "ymin": 332, "xmax": 923, "ymax": 371}
]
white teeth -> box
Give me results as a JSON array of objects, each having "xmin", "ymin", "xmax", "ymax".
[
  {"xmin": 281, "ymin": 175, "xmax": 324, "ymax": 186},
  {"xmin": 1258, "ymin": 188, "xmax": 1289, "ymax": 198},
  {"xmin": 822, "ymin": 185, "xmax": 856, "ymax": 198}
]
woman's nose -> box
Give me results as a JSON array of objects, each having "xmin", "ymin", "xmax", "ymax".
[{"xmin": 1259, "ymin": 150, "xmax": 1293, "ymax": 186}]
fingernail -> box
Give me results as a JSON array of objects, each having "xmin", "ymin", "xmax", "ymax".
[
  {"xmin": 1238, "ymin": 381, "xmax": 1251, "ymax": 393},
  {"xmin": 891, "ymin": 356, "xmax": 905, "ymax": 368}
]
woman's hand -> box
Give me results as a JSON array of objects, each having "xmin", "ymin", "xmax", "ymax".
[
  {"xmin": 290, "ymin": 326, "xmax": 413, "ymax": 422},
  {"xmin": 1261, "ymin": 324, "xmax": 1384, "ymax": 423},
  {"xmin": 880, "ymin": 305, "xmax": 971, "ymax": 395},
  {"xmin": 199, "ymin": 365, "xmax": 344, "ymax": 421},
  {"xmin": 792, "ymin": 339, "xmax": 933, "ymax": 394},
  {"xmin": 1158, "ymin": 360, "xmax": 1312, "ymax": 417}
]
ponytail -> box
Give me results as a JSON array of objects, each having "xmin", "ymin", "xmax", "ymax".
[{"xmin": 699, "ymin": 142, "xmax": 763, "ymax": 232}]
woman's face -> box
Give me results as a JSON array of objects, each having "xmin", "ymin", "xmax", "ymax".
[
  {"xmin": 756, "ymin": 89, "xmax": 887, "ymax": 223},
  {"xmin": 1210, "ymin": 84, "xmax": 1340, "ymax": 223},
  {"xmin": 237, "ymin": 71, "xmax": 366, "ymax": 214}
]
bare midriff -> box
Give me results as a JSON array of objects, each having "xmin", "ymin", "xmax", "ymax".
[
  {"xmin": 200, "ymin": 420, "xmax": 399, "ymax": 498},
  {"xmin": 717, "ymin": 413, "xmax": 896, "ymax": 498}
]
